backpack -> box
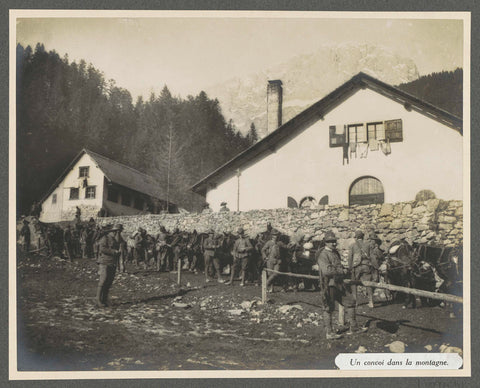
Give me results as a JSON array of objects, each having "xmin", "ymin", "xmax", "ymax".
[{"xmin": 352, "ymin": 242, "xmax": 369, "ymax": 267}]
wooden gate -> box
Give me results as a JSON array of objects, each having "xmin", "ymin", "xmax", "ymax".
[{"xmin": 349, "ymin": 176, "xmax": 384, "ymax": 205}]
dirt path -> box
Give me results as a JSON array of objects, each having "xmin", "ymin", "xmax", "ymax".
[{"xmin": 16, "ymin": 254, "xmax": 463, "ymax": 371}]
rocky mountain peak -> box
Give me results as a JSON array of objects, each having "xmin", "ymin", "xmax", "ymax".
[{"xmin": 205, "ymin": 43, "xmax": 419, "ymax": 138}]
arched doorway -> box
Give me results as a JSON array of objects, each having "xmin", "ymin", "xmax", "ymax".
[{"xmin": 349, "ymin": 176, "xmax": 384, "ymax": 206}]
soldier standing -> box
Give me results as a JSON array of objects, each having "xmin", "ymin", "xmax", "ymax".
[
  {"xmin": 203, "ymin": 230, "xmax": 225, "ymax": 283},
  {"xmin": 227, "ymin": 228, "xmax": 253, "ymax": 286},
  {"xmin": 348, "ymin": 230, "xmax": 376, "ymax": 308},
  {"xmin": 63, "ymin": 225, "xmax": 74, "ymax": 261},
  {"xmin": 20, "ymin": 219, "xmax": 31, "ymax": 254},
  {"xmin": 95, "ymin": 224, "xmax": 122, "ymax": 307},
  {"xmin": 317, "ymin": 231, "xmax": 367, "ymax": 339},
  {"xmin": 262, "ymin": 229, "xmax": 285, "ymax": 292},
  {"xmin": 133, "ymin": 227, "xmax": 145, "ymax": 268},
  {"xmin": 116, "ymin": 225, "xmax": 128, "ymax": 273},
  {"xmin": 155, "ymin": 225, "xmax": 171, "ymax": 271}
]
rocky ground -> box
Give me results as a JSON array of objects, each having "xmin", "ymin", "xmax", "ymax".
[{"xmin": 16, "ymin": 253, "xmax": 463, "ymax": 371}]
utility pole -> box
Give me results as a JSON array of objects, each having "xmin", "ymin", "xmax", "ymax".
[
  {"xmin": 166, "ymin": 122, "xmax": 173, "ymax": 213},
  {"xmin": 236, "ymin": 168, "xmax": 241, "ymax": 211}
]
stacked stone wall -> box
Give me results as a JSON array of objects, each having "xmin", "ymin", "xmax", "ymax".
[{"xmin": 97, "ymin": 199, "xmax": 463, "ymax": 251}]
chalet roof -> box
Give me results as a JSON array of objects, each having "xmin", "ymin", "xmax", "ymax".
[
  {"xmin": 41, "ymin": 149, "xmax": 168, "ymax": 203},
  {"xmin": 191, "ymin": 72, "xmax": 462, "ymax": 194}
]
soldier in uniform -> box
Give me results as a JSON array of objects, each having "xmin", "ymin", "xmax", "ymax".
[
  {"xmin": 63, "ymin": 225, "xmax": 74, "ymax": 261},
  {"xmin": 202, "ymin": 230, "xmax": 225, "ymax": 283},
  {"xmin": 262, "ymin": 229, "xmax": 285, "ymax": 292},
  {"xmin": 155, "ymin": 225, "xmax": 171, "ymax": 271},
  {"xmin": 348, "ymin": 230, "xmax": 377, "ymax": 308},
  {"xmin": 219, "ymin": 202, "xmax": 230, "ymax": 212},
  {"xmin": 95, "ymin": 224, "xmax": 123, "ymax": 307},
  {"xmin": 227, "ymin": 228, "xmax": 254, "ymax": 286},
  {"xmin": 115, "ymin": 224, "xmax": 128, "ymax": 273},
  {"xmin": 187, "ymin": 229, "xmax": 202, "ymax": 273},
  {"xmin": 317, "ymin": 231, "xmax": 367, "ymax": 339},
  {"xmin": 133, "ymin": 227, "xmax": 146, "ymax": 269},
  {"xmin": 20, "ymin": 219, "xmax": 31, "ymax": 254}
]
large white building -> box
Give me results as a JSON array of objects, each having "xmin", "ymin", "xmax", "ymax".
[
  {"xmin": 40, "ymin": 149, "xmax": 177, "ymax": 222},
  {"xmin": 192, "ymin": 73, "xmax": 463, "ymax": 211}
]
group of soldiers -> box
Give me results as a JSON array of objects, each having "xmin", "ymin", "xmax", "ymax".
[
  {"xmin": 19, "ymin": 216, "xmax": 388, "ymax": 340},
  {"xmin": 92, "ymin": 222, "xmax": 384, "ymax": 340}
]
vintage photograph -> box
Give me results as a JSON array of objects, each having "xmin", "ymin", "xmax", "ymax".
[{"xmin": 10, "ymin": 10, "xmax": 469, "ymax": 378}]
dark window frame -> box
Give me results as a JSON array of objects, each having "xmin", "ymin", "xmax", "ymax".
[
  {"xmin": 85, "ymin": 186, "xmax": 96, "ymax": 199},
  {"xmin": 121, "ymin": 191, "xmax": 132, "ymax": 207},
  {"xmin": 69, "ymin": 187, "xmax": 79, "ymax": 200},
  {"xmin": 79, "ymin": 166, "xmax": 90, "ymax": 178},
  {"xmin": 107, "ymin": 187, "xmax": 119, "ymax": 203},
  {"xmin": 348, "ymin": 123, "xmax": 367, "ymax": 144},
  {"xmin": 52, "ymin": 193, "xmax": 57, "ymax": 204}
]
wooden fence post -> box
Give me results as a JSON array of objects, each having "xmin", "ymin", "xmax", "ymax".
[
  {"xmin": 177, "ymin": 259, "xmax": 181, "ymax": 285},
  {"xmin": 262, "ymin": 270, "xmax": 267, "ymax": 303},
  {"xmin": 338, "ymin": 304, "xmax": 345, "ymax": 326}
]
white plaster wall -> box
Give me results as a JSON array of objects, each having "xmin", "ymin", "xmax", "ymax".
[
  {"xmin": 39, "ymin": 183, "xmax": 64, "ymax": 222},
  {"xmin": 206, "ymin": 89, "xmax": 463, "ymax": 211},
  {"xmin": 40, "ymin": 153, "xmax": 105, "ymax": 222}
]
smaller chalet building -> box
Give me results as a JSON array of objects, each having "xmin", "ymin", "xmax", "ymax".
[
  {"xmin": 192, "ymin": 72, "xmax": 463, "ymax": 211},
  {"xmin": 40, "ymin": 149, "xmax": 176, "ymax": 223}
]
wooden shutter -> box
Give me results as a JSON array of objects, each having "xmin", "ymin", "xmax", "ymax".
[
  {"xmin": 385, "ymin": 119, "xmax": 403, "ymax": 142},
  {"xmin": 329, "ymin": 125, "xmax": 345, "ymax": 148},
  {"xmin": 287, "ymin": 196, "xmax": 298, "ymax": 208}
]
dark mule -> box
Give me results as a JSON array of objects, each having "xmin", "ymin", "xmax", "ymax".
[{"xmin": 384, "ymin": 239, "xmax": 418, "ymax": 308}]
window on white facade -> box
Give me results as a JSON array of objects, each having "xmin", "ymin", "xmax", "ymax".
[
  {"xmin": 348, "ymin": 124, "xmax": 367, "ymax": 143},
  {"xmin": 366, "ymin": 122, "xmax": 385, "ymax": 141},
  {"xmin": 86, "ymin": 186, "xmax": 96, "ymax": 199},
  {"xmin": 385, "ymin": 119, "xmax": 403, "ymax": 142},
  {"xmin": 69, "ymin": 187, "xmax": 79, "ymax": 200},
  {"xmin": 329, "ymin": 125, "xmax": 346, "ymax": 147},
  {"xmin": 52, "ymin": 193, "xmax": 57, "ymax": 204},
  {"xmin": 79, "ymin": 166, "xmax": 90, "ymax": 178}
]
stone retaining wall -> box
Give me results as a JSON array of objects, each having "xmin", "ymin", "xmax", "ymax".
[{"xmin": 97, "ymin": 199, "xmax": 463, "ymax": 251}]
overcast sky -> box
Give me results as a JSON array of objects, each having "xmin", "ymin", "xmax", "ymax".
[{"xmin": 16, "ymin": 13, "xmax": 465, "ymax": 100}]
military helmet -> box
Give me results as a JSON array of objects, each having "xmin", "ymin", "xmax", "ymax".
[
  {"xmin": 324, "ymin": 231, "xmax": 337, "ymax": 242},
  {"xmin": 354, "ymin": 230, "xmax": 365, "ymax": 239}
]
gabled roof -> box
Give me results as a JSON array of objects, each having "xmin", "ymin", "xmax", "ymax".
[
  {"xmin": 191, "ymin": 72, "xmax": 462, "ymax": 194},
  {"xmin": 41, "ymin": 149, "xmax": 168, "ymax": 203}
]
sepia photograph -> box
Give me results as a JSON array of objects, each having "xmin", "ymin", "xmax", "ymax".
[{"xmin": 10, "ymin": 10, "xmax": 470, "ymax": 379}]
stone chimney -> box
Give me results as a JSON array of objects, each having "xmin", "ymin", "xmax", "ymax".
[{"xmin": 267, "ymin": 80, "xmax": 283, "ymax": 134}]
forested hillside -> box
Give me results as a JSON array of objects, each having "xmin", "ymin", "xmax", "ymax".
[
  {"xmin": 396, "ymin": 68, "xmax": 462, "ymax": 118},
  {"xmin": 16, "ymin": 43, "xmax": 257, "ymax": 214}
]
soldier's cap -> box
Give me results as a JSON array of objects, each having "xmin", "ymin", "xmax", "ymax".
[
  {"xmin": 368, "ymin": 231, "xmax": 378, "ymax": 240},
  {"xmin": 112, "ymin": 224, "xmax": 123, "ymax": 231},
  {"xmin": 324, "ymin": 231, "xmax": 337, "ymax": 242},
  {"xmin": 220, "ymin": 202, "xmax": 227, "ymax": 206},
  {"xmin": 237, "ymin": 227, "xmax": 245, "ymax": 235},
  {"xmin": 22, "ymin": 219, "xmax": 29, "ymax": 224},
  {"xmin": 271, "ymin": 229, "xmax": 280, "ymax": 236},
  {"xmin": 355, "ymin": 230, "xmax": 365, "ymax": 239}
]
